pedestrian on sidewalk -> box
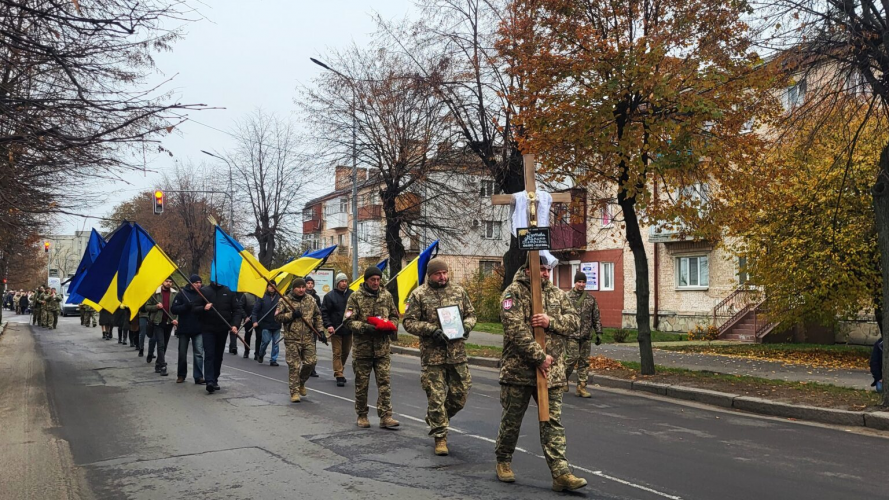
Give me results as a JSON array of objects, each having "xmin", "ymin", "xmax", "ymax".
[
  {"xmin": 321, "ymin": 273, "xmax": 352, "ymax": 387},
  {"xmin": 403, "ymin": 259, "xmax": 477, "ymax": 456},
  {"xmin": 494, "ymin": 255, "xmax": 587, "ymax": 492},
  {"xmin": 564, "ymin": 271, "xmax": 602, "ymax": 398},
  {"xmin": 275, "ymin": 278, "xmax": 323, "ymax": 403},
  {"xmin": 171, "ymin": 275, "xmax": 205, "ymax": 384},
  {"xmin": 198, "ymin": 280, "xmax": 242, "ymax": 394},
  {"xmin": 252, "ymin": 285, "xmax": 281, "ymax": 366},
  {"xmin": 343, "ymin": 266, "xmax": 400, "ymax": 429},
  {"xmin": 871, "ymin": 338, "xmax": 883, "ymax": 393},
  {"xmin": 144, "ymin": 278, "xmax": 178, "ymax": 377}
]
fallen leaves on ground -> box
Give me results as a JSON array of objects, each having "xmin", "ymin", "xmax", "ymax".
[{"xmin": 656, "ymin": 345, "xmax": 869, "ymax": 370}]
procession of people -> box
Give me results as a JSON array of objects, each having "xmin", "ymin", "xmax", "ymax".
[{"xmin": 7, "ymin": 253, "xmax": 603, "ymax": 493}]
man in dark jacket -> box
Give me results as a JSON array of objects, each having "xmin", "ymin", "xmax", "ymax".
[
  {"xmin": 197, "ymin": 280, "xmax": 243, "ymax": 394},
  {"xmin": 252, "ymin": 285, "xmax": 281, "ymax": 366},
  {"xmin": 871, "ymin": 338, "xmax": 883, "ymax": 393},
  {"xmin": 322, "ymin": 272, "xmax": 353, "ymax": 386},
  {"xmin": 171, "ymin": 275, "xmax": 205, "ymax": 384},
  {"xmin": 305, "ymin": 276, "xmax": 322, "ymax": 378}
]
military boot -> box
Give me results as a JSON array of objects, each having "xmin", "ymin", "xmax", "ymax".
[
  {"xmin": 496, "ymin": 462, "xmax": 515, "ymax": 483},
  {"xmin": 356, "ymin": 415, "xmax": 370, "ymax": 428},
  {"xmin": 552, "ymin": 473, "xmax": 588, "ymax": 492},
  {"xmin": 299, "ymin": 384, "xmax": 307, "ymax": 397},
  {"xmin": 434, "ymin": 437, "xmax": 448, "ymax": 456},
  {"xmin": 290, "ymin": 393, "xmax": 301, "ymax": 403},
  {"xmin": 379, "ymin": 415, "xmax": 400, "ymax": 428},
  {"xmin": 576, "ymin": 382, "xmax": 591, "ymax": 398}
]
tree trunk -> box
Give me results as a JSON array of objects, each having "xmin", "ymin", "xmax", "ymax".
[
  {"xmin": 871, "ymin": 141, "xmax": 889, "ymax": 407},
  {"xmin": 382, "ymin": 190, "xmax": 406, "ymax": 298},
  {"xmin": 498, "ymin": 148, "xmax": 527, "ymax": 290},
  {"xmin": 618, "ymin": 184, "xmax": 655, "ymax": 375},
  {"xmin": 257, "ymin": 226, "xmax": 276, "ymax": 269}
]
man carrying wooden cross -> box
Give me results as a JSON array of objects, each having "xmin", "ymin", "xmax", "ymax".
[{"xmin": 492, "ymin": 154, "xmax": 587, "ymax": 492}]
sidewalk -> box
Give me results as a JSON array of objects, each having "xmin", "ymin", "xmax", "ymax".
[{"xmin": 462, "ymin": 329, "xmax": 872, "ymax": 390}]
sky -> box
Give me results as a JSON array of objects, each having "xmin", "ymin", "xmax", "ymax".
[{"xmin": 59, "ymin": 0, "xmax": 416, "ymax": 234}]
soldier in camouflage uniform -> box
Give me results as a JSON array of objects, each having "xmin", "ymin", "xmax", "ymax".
[
  {"xmin": 84, "ymin": 303, "xmax": 97, "ymax": 327},
  {"xmin": 30, "ymin": 288, "xmax": 42, "ymax": 326},
  {"xmin": 344, "ymin": 266, "xmax": 401, "ymax": 429},
  {"xmin": 274, "ymin": 278, "xmax": 324, "ymax": 403},
  {"xmin": 403, "ymin": 259, "xmax": 477, "ymax": 456},
  {"xmin": 565, "ymin": 271, "xmax": 603, "ymax": 398},
  {"xmin": 45, "ymin": 288, "xmax": 62, "ymax": 329},
  {"xmin": 494, "ymin": 254, "xmax": 588, "ymax": 492}
]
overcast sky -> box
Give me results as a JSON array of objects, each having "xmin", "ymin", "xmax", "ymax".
[{"xmin": 59, "ymin": 0, "xmax": 416, "ymax": 234}]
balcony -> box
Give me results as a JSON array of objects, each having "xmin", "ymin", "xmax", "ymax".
[
  {"xmin": 303, "ymin": 219, "xmax": 321, "ymax": 233},
  {"xmin": 550, "ymin": 188, "xmax": 587, "ymax": 250},
  {"xmin": 649, "ymin": 221, "xmax": 697, "ymax": 243},
  {"xmin": 358, "ymin": 204, "xmax": 382, "ymax": 221},
  {"xmin": 326, "ymin": 211, "xmax": 348, "ymax": 230},
  {"xmin": 551, "ymin": 223, "xmax": 586, "ymax": 250}
]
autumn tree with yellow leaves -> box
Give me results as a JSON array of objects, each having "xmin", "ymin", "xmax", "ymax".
[{"xmin": 498, "ymin": 0, "xmax": 783, "ymax": 374}]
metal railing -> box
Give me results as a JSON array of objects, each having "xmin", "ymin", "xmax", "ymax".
[
  {"xmin": 713, "ymin": 286, "xmax": 761, "ymax": 334},
  {"xmin": 753, "ymin": 300, "xmax": 777, "ymax": 339}
]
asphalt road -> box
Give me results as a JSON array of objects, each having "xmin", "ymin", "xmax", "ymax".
[{"xmin": 6, "ymin": 314, "xmax": 887, "ymax": 499}]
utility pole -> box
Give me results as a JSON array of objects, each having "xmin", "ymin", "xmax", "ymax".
[{"xmin": 201, "ymin": 150, "xmax": 236, "ymax": 234}]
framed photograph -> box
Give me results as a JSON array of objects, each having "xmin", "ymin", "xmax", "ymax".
[{"xmin": 436, "ymin": 305, "xmax": 465, "ymax": 340}]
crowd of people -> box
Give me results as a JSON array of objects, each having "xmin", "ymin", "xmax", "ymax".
[
  {"xmin": 11, "ymin": 256, "xmax": 606, "ymax": 492},
  {"xmin": 4, "ymin": 287, "xmax": 63, "ymax": 328}
]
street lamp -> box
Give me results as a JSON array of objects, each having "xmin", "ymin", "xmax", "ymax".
[
  {"xmin": 311, "ymin": 57, "xmax": 360, "ymax": 282},
  {"xmin": 201, "ymin": 150, "xmax": 236, "ymax": 233}
]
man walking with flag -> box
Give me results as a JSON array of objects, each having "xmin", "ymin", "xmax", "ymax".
[
  {"xmin": 403, "ymin": 259, "xmax": 477, "ymax": 456},
  {"xmin": 344, "ymin": 266, "xmax": 401, "ymax": 429},
  {"xmin": 274, "ymin": 278, "xmax": 323, "ymax": 403},
  {"xmin": 252, "ymin": 284, "xmax": 281, "ymax": 366},
  {"xmin": 171, "ymin": 275, "xmax": 205, "ymax": 384},
  {"xmin": 322, "ymin": 273, "xmax": 352, "ymax": 387},
  {"xmin": 143, "ymin": 278, "xmax": 178, "ymax": 377},
  {"xmin": 198, "ymin": 280, "xmax": 243, "ymax": 394}
]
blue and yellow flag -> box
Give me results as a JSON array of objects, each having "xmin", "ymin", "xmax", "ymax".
[
  {"xmin": 349, "ymin": 258, "xmax": 389, "ymax": 291},
  {"xmin": 66, "ymin": 229, "xmax": 106, "ymax": 307},
  {"xmin": 391, "ymin": 241, "xmax": 439, "ymax": 314},
  {"xmin": 269, "ymin": 245, "xmax": 337, "ymax": 283},
  {"xmin": 76, "ymin": 223, "xmax": 135, "ymax": 312},
  {"xmin": 211, "ymin": 226, "xmax": 269, "ymax": 297},
  {"xmin": 117, "ymin": 223, "xmax": 178, "ymax": 320}
]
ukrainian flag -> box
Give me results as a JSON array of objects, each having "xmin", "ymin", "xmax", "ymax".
[
  {"xmin": 269, "ymin": 245, "xmax": 337, "ymax": 283},
  {"xmin": 211, "ymin": 226, "xmax": 269, "ymax": 297},
  {"xmin": 349, "ymin": 258, "xmax": 389, "ymax": 291},
  {"xmin": 391, "ymin": 241, "xmax": 439, "ymax": 314},
  {"xmin": 76, "ymin": 223, "xmax": 134, "ymax": 312},
  {"xmin": 65, "ymin": 228, "xmax": 106, "ymax": 307},
  {"xmin": 117, "ymin": 223, "xmax": 179, "ymax": 320}
]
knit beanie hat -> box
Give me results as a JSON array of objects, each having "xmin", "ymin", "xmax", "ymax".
[
  {"xmin": 292, "ymin": 277, "xmax": 307, "ymax": 288},
  {"xmin": 574, "ymin": 271, "xmax": 587, "ymax": 283},
  {"xmin": 189, "ymin": 274, "xmax": 202, "ymax": 283},
  {"xmin": 364, "ymin": 266, "xmax": 383, "ymax": 280},
  {"xmin": 335, "ymin": 272, "xmax": 349, "ymax": 284},
  {"xmin": 305, "ymin": 276, "xmax": 315, "ymax": 283},
  {"xmin": 426, "ymin": 259, "xmax": 448, "ymax": 277}
]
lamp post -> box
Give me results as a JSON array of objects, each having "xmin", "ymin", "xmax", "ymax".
[
  {"xmin": 201, "ymin": 150, "xmax": 236, "ymax": 233},
  {"xmin": 311, "ymin": 57, "xmax": 360, "ymax": 281}
]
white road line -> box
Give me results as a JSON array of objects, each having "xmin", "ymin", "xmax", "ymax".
[{"xmin": 226, "ymin": 364, "xmax": 682, "ymax": 500}]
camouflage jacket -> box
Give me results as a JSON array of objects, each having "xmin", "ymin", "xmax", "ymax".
[
  {"xmin": 403, "ymin": 282, "xmax": 477, "ymax": 366},
  {"xmin": 33, "ymin": 292, "xmax": 44, "ymax": 309},
  {"xmin": 45, "ymin": 294, "xmax": 62, "ymax": 312},
  {"xmin": 344, "ymin": 283, "xmax": 399, "ymax": 359},
  {"xmin": 566, "ymin": 289, "xmax": 603, "ymax": 339},
  {"xmin": 499, "ymin": 268, "xmax": 579, "ymax": 388},
  {"xmin": 275, "ymin": 292, "xmax": 323, "ymax": 344}
]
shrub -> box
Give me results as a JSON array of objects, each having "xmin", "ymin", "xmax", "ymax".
[
  {"xmin": 612, "ymin": 328, "xmax": 630, "ymax": 343},
  {"xmin": 688, "ymin": 325, "xmax": 719, "ymax": 342},
  {"xmin": 461, "ymin": 270, "xmax": 503, "ymax": 322}
]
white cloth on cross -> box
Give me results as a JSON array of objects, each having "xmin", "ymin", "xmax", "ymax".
[{"xmin": 508, "ymin": 190, "xmax": 558, "ymax": 267}]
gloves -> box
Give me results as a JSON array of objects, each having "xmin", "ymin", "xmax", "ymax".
[
  {"xmin": 594, "ymin": 334, "xmax": 602, "ymax": 346},
  {"xmin": 362, "ymin": 323, "xmax": 377, "ymax": 334},
  {"xmin": 292, "ymin": 308, "xmax": 303, "ymax": 319},
  {"xmin": 366, "ymin": 316, "xmax": 397, "ymax": 331},
  {"xmin": 462, "ymin": 324, "xmax": 471, "ymax": 340},
  {"xmin": 432, "ymin": 329, "xmax": 449, "ymax": 345}
]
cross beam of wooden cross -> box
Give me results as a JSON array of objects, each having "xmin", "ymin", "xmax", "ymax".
[{"xmin": 492, "ymin": 153, "xmax": 571, "ymax": 422}]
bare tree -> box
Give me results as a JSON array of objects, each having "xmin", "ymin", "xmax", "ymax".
[
  {"xmin": 227, "ymin": 109, "xmax": 310, "ymax": 268},
  {"xmin": 376, "ymin": 0, "xmax": 529, "ymax": 287}
]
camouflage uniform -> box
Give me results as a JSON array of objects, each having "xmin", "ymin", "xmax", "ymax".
[
  {"xmin": 564, "ymin": 289, "xmax": 602, "ymax": 386},
  {"xmin": 344, "ymin": 284, "xmax": 399, "ymax": 418},
  {"xmin": 45, "ymin": 292, "xmax": 62, "ymax": 329},
  {"xmin": 275, "ymin": 292, "xmax": 324, "ymax": 397},
  {"xmin": 84, "ymin": 303, "xmax": 97, "ymax": 327},
  {"xmin": 494, "ymin": 267, "xmax": 579, "ymax": 479},
  {"xmin": 30, "ymin": 292, "xmax": 41, "ymax": 326},
  {"xmin": 403, "ymin": 281, "xmax": 477, "ymax": 438}
]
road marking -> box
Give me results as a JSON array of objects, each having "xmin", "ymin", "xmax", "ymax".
[{"xmin": 227, "ymin": 364, "xmax": 682, "ymax": 499}]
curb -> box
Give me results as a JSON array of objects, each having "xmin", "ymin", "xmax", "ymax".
[
  {"xmin": 390, "ymin": 345, "xmax": 500, "ymax": 369},
  {"xmin": 391, "ymin": 346, "xmax": 889, "ymax": 431}
]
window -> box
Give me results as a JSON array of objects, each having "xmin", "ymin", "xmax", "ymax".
[
  {"xmin": 786, "ymin": 78, "xmax": 807, "ymax": 109},
  {"xmin": 479, "ymin": 260, "xmax": 499, "ymax": 276},
  {"xmin": 601, "ymin": 205, "xmax": 614, "ymax": 228},
  {"xmin": 339, "ymin": 197, "xmax": 349, "ymax": 213},
  {"xmin": 483, "ymin": 221, "xmax": 501, "ymax": 239},
  {"xmin": 480, "ymin": 179, "xmax": 496, "ymax": 197},
  {"xmin": 601, "ymin": 262, "xmax": 614, "ymax": 291},
  {"xmin": 338, "ymin": 234, "xmax": 344, "ymax": 247},
  {"xmin": 738, "ymin": 256, "xmax": 748, "ymax": 285},
  {"xmin": 302, "ymin": 207, "xmax": 316, "ymax": 221},
  {"xmin": 676, "ymin": 255, "xmax": 709, "ymax": 289}
]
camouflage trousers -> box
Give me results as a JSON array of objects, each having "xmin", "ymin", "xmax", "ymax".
[
  {"xmin": 495, "ymin": 384, "xmax": 569, "ymax": 478},
  {"xmin": 353, "ymin": 356, "xmax": 391, "ymax": 418},
  {"xmin": 565, "ymin": 338, "xmax": 591, "ymax": 384},
  {"xmin": 40, "ymin": 308, "xmax": 50, "ymax": 327},
  {"xmin": 421, "ymin": 363, "xmax": 471, "ymax": 438},
  {"xmin": 284, "ymin": 339, "xmax": 316, "ymax": 396},
  {"xmin": 85, "ymin": 311, "xmax": 96, "ymax": 327},
  {"xmin": 31, "ymin": 308, "xmax": 40, "ymax": 325}
]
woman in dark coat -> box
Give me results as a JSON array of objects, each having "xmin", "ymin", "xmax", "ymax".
[{"xmin": 99, "ymin": 308, "xmax": 115, "ymax": 340}]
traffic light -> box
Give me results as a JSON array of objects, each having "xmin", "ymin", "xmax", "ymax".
[
  {"xmin": 153, "ymin": 190, "xmax": 164, "ymax": 215},
  {"xmin": 44, "ymin": 241, "xmax": 50, "ymax": 253}
]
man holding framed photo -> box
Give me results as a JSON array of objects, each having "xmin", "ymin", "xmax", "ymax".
[{"xmin": 403, "ymin": 259, "xmax": 477, "ymax": 456}]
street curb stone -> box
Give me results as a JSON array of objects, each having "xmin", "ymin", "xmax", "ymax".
[{"xmin": 391, "ymin": 349, "xmax": 886, "ymax": 430}]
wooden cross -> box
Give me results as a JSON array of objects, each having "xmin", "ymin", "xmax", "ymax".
[{"xmin": 492, "ymin": 153, "xmax": 571, "ymax": 422}]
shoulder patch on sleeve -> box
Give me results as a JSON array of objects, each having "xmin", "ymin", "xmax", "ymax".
[
  {"xmin": 345, "ymin": 308, "xmax": 354, "ymax": 319},
  {"xmin": 502, "ymin": 298, "xmax": 513, "ymax": 311}
]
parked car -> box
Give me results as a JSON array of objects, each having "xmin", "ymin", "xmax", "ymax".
[{"xmin": 61, "ymin": 296, "xmax": 80, "ymax": 317}]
